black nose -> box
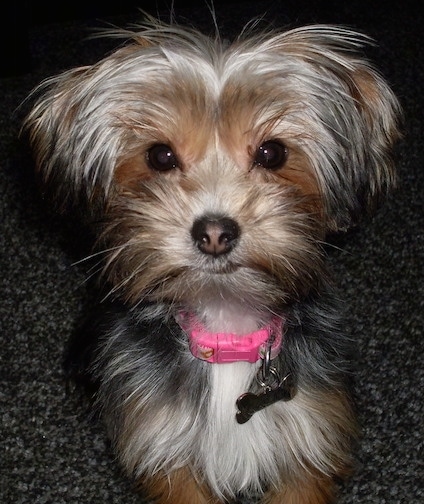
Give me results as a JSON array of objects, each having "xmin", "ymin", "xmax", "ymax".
[{"xmin": 191, "ymin": 216, "xmax": 240, "ymax": 256}]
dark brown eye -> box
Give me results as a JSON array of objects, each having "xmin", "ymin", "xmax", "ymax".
[
  {"xmin": 146, "ymin": 144, "xmax": 179, "ymax": 171},
  {"xmin": 254, "ymin": 141, "xmax": 288, "ymax": 170}
]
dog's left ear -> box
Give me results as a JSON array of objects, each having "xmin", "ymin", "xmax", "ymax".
[{"xmin": 332, "ymin": 62, "xmax": 402, "ymax": 230}]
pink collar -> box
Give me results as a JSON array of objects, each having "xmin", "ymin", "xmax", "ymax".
[{"xmin": 177, "ymin": 312, "xmax": 284, "ymax": 363}]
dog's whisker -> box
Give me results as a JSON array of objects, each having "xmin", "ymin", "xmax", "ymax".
[
  {"xmin": 318, "ymin": 239, "xmax": 352, "ymax": 255},
  {"xmin": 71, "ymin": 245, "xmax": 127, "ymax": 267}
]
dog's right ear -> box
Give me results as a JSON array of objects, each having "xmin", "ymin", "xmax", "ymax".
[
  {"xmin": 23, "ymin": 65, "xmax": 106, "ymax": 214},
  {"xmin": 23, "ymin": 35, "xmax": 157, "ymax": 216}
]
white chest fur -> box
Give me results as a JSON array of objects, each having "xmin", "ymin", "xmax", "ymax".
[{"xmin": 123, "ymin": 359, "xmax": 339, "ymax": 500}]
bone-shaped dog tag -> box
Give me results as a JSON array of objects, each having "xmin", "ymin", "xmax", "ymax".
[{"xmin": 236, "ymin": 375, "xmax": 295, "ymax": 424}]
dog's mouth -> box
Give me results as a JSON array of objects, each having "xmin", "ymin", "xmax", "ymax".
[{"xmin": 196, "ymin": 257, "xmax": 241, "ymax": 275}]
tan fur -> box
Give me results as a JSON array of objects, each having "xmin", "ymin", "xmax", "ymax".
[
  {"xmin": 141, "ymin": 467, "xmax": 219, "ymax": 504},
  {"xmin": 263, "ymin": 474, "xmax": 337, "ymax": 504}
]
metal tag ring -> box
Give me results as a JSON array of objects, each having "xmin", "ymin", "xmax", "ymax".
[{"xmin": 256, "ymin": 365, "xmax": 281, "ymax": 389}]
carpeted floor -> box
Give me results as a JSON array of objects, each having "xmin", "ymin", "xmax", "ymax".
[{"xmin": 1, "ymin": 1, "xmax": 422, "ymax": 503}]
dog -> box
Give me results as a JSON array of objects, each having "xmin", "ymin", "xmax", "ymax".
[{"xmin": 24, "ymin": 18, "xmax": 400, "ymax": 504}]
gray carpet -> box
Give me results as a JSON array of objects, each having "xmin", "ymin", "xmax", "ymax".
[{"xmin": 1, "ymin": 1, "xmax": 422, "ymax": 503}]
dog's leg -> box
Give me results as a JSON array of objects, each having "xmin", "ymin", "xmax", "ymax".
[
  {"xmin": 262, "ymin": 474, "xmax": 337, "ymax": 504},
  {"xmin": 141, "ymin": 467, "xmax": 221, "ymax": 504}
]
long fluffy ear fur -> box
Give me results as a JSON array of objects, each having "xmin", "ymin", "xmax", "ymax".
[
  {"xmin": 339, "ymin": 64, "xmax": 401, "ymax": 228},
  {"xmin": 23, "ymin": 61, "xmax": 134, "ymax": 215}
]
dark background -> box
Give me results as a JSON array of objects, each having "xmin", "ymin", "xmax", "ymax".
[{"xmin": 1, "ymin": 1, "xmax": 423, "ymax": 503}]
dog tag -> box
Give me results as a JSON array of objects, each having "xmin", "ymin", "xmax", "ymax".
[{"xmin": 236, "ymin": 374, "xmax": 295, "ymax": 424}]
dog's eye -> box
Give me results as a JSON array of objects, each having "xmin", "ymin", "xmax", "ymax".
[
  {"xmin": 146, "ymin": 144, "xmax": 179, "ymax": 171},
  {"xmin": 254, "ymin": 141, "xmax": 288, "ymax": 170}
]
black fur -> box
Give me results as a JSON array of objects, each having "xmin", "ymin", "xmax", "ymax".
[{"xmin": 66, "ymin": 282, "xmax": 356, "ymax": 429}]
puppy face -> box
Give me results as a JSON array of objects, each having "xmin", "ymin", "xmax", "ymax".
[{"xmin": 25, "ymin": 23, "xmax": 400, "ymax": 315}]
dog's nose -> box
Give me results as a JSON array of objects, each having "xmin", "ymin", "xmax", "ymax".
[{"xmin": 191, "ymin": 216, "xmax": 240, "ymax": 256}]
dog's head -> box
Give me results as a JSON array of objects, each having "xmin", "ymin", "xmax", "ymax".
[{"xmin": 25, "ymin": 21, "xmax": 400, "ymax": 314}]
